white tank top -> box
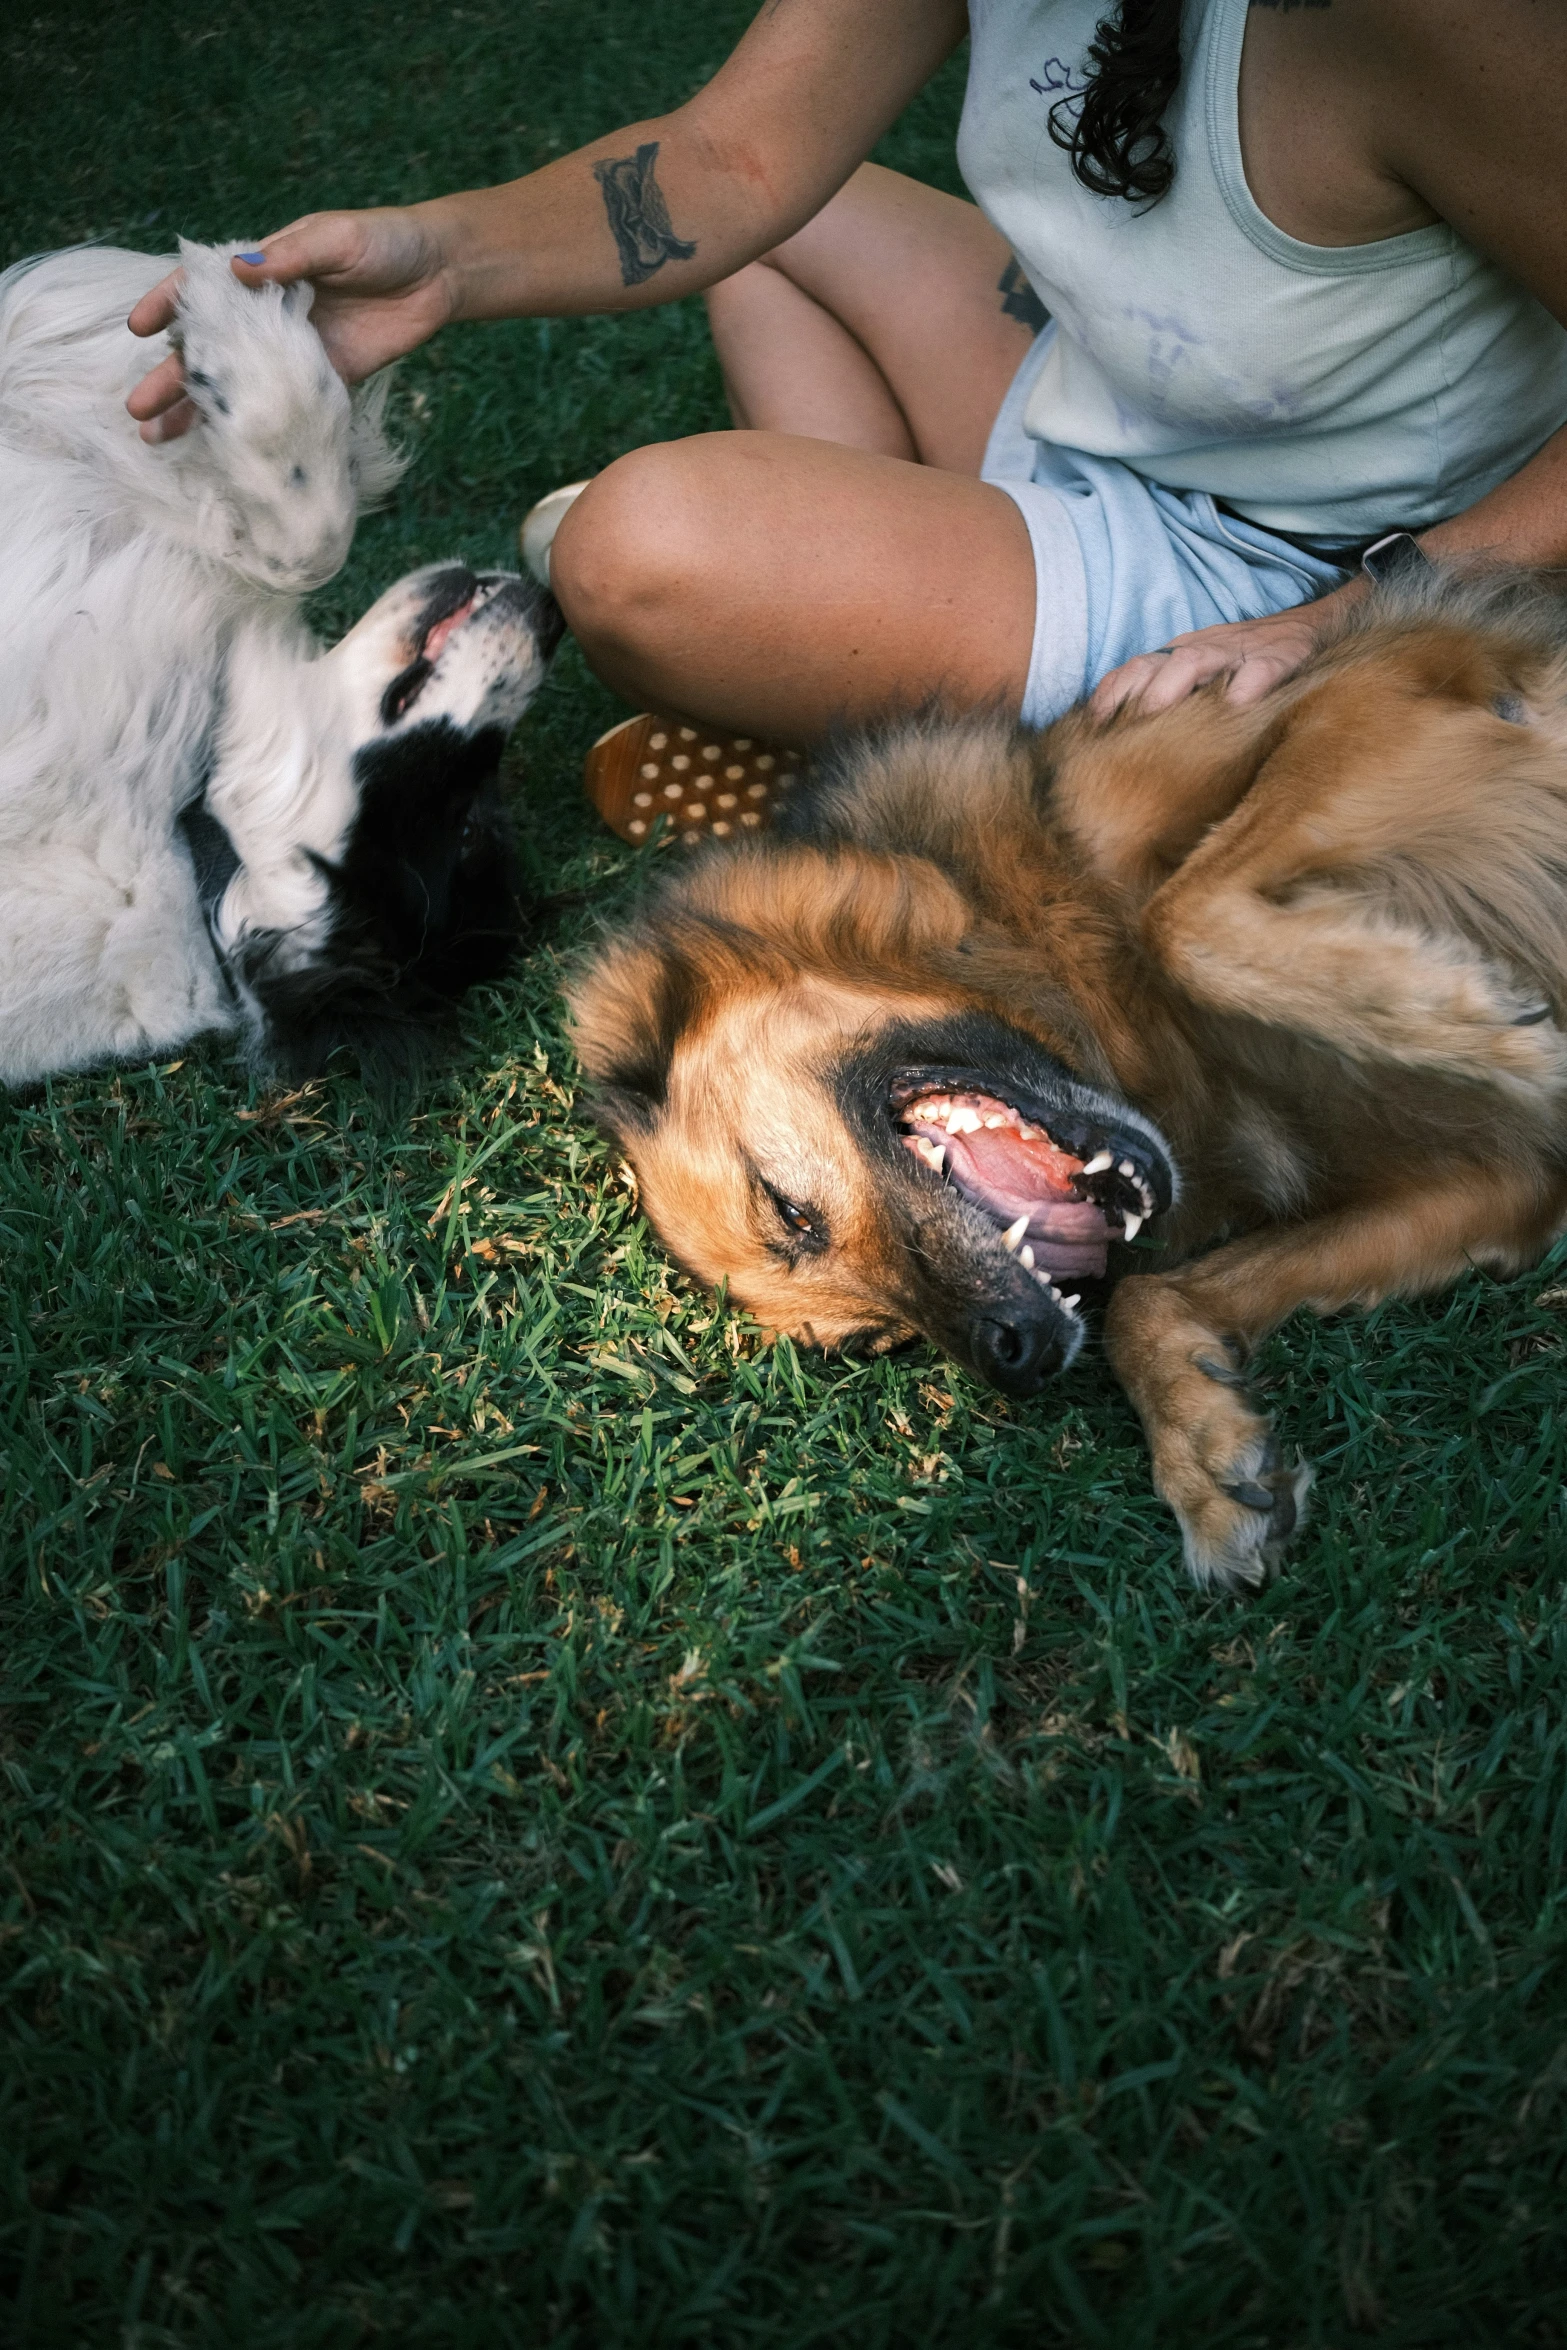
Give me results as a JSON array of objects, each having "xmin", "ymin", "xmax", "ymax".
[{"xmin": 957, "ymin": 0, "xmax": 1567, "ymax": 538}]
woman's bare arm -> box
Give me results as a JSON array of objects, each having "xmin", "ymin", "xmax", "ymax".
[{"xmin": 128, "ymin": 0, "xmax": 967, "ymax": 439}]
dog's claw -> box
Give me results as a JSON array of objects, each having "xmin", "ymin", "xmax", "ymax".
[{"xmin": 1220, "ymin": 1459, "xmax": 1304, "ymax": 1547}]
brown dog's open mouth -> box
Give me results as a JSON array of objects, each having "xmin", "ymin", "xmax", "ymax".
[{"xmin": 896, "ymin": 1088, "xmax": 1161, "ymax": 1284}]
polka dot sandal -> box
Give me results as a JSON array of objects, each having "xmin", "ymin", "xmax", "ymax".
[{"xmin": 583, "ymin": 712, "xmax": 807, "ymax": 847}]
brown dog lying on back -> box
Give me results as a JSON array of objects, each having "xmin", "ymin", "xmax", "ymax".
[{"xmin": 568, "ymin": 574, "xmax": 1567, "ymax": 1589}]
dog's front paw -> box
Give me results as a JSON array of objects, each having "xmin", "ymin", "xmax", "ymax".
[
  {"xmin": 1148, "ymin": 1359, "xmax": 1313, "ymax": 1590},
  {"xmin": 1106, "ymin": 1276, "xmax": 1313, "ymax": 1591},
  {"xmin": 170, "ymin": 240, "xmax": 359, "ymax": 591}
]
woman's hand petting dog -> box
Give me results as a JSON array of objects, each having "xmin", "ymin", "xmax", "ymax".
[
  {"xmin": 1091, "ymin": 586, "xmax": 1369, "ymax": 718},
  {"xmin": 126, "ymin": 209, "xmax": 454, "ymax": 443}
]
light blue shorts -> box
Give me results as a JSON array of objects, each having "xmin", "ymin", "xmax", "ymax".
[{"xmin": 983, "ymin": 325, "xmax": 1352, "ymax": 728}]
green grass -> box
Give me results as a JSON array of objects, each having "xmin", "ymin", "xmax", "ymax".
[{"xmin": 4, "ymin": 4, "xmax": 1567, "ymax": 2343}]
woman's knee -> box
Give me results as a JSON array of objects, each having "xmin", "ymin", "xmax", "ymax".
[{"xmin": 550, "ymin": 439, "xmax": 732, "ymax": 660}]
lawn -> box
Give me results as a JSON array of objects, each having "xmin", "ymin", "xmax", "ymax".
[{"xmin": 4, "ymin": 3, "xmax": 1567, "ymax": 2344}]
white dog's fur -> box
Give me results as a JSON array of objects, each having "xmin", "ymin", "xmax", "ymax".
[{"xmin": 0, "ymin": 241, "xmax": 556, "ymax": 1086}]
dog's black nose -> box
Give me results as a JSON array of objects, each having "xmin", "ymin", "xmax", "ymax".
[
  {"xmin": 970, "ymin": 1312, "xmax": 1068, "ymax": 1395},
  {"xmin": 475, "ymin": 570, "xmax": 566, "ymax": 660}
]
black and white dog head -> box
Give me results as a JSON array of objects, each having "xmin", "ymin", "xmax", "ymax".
[{"xmin": 197, "ymin": 561, "xmax": 562, "ymax": 1076}]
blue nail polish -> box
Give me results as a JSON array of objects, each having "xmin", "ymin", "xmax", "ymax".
[{"xmin": 237, "ymin": 250, "xmax": 266, "ymax": 264}]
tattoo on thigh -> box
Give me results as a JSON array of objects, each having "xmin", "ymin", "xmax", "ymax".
[
  {"xmin": 998, "ymin": 258, "xmax": 1050, "ymax": 334},
  {"xmin": 593, "ymin": 141, "xmax": 697, "ymax": 288}
]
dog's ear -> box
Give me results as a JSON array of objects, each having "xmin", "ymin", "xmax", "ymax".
[{"xmin": 565, "ymin": 931, "xmax": 696, "ymax": 1141}]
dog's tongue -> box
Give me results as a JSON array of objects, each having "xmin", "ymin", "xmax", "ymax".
[
  {"xmin": 905, "ymin": 1118, "xmax": 1114, "ymax": 1277},
  {"xmin": 962, "ymin": 1123, "xmax": 1082, "ymax": 1200}
]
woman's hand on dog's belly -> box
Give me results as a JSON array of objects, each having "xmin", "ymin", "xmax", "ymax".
[
  {"xmin": 127, "ymin": 209, "xmax": 452, "ymax": 443},
  {"xmin": 1091, "ymin": 583, "xmax": 1367, "ymax": 720}
]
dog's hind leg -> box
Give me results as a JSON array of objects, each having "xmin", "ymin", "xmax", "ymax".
[
  {"xmin": 1104, "ymin": 1159, "xmax": 1567, "ymax": 1590},
  {"xmin": 1138, "ymin": 672, "xmax": 1567, "ymax": 1102},
  {"xmin": 1043, "ymin": 688, "xmax": 1292, "ymax": 901}
]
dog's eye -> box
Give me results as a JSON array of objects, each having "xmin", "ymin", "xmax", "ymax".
[{"xmin": 767, "ymin": 1188, "xmax": 827, "ymax": 1250}]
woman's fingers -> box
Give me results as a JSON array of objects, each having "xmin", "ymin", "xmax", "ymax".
[
  {"xmin": 1222, "ymin": 625, "xmax": 1321, "ymax": 706},
  {"xmin": 1090, "ymin": 643, "xmax": 1223, "ymax": 717},
  {"xmin": 1090, "ymin": 609, "xmax": 1332, "ymax": 719},
  {"xmin": 137, "ymin": 395, "xmax": 199, "ymax": 445},
  {"xmin": 128, "ymin": 273, "xmax": 183, "ymax": 338},
  {"xmin": 228, "ymin": 216, "xmax": 360, "ymax": 288},
  {"xmin": 125, "ymin": 350, "xmax": 189, "ymax": 424},
  {"xmin": 1127, "ymin": 641, "xmax": 1234, "ymax": 713}
]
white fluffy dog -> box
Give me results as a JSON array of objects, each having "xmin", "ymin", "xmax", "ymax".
[{"xmin": 0, "ymin": 239, "xmax": 561, "ymax": 1087}]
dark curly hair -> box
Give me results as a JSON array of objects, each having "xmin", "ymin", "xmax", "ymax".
[{"xmin": 1050, "ymin": 0, "xmax": 1186, "ymax": 205}]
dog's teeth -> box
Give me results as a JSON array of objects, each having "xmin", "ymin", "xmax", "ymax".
[
  {"xmin": 1018, "ymin": 1124, "xmax": 1040, "ymax": 1142},
  {"xmin": 913, "ymin": 1137, "xmax": 946, "ymax": 1171},
  {"xmin": 1118, "ymin": 1159, "xmax": 1135, "ymax": 1178},
  {"xmin": 1020, "ymin": 1244, "xmax": 1036, "ymax": 1270},
  {"xmin": 1000, "ymin": 1214, "xmax": 1029, "ymax": 1253},
  {"xmin": 947, "ymin": 1106, "xmax": 981, "ymax": 1134},
  {"xmin": 1121, "ymin": 1212, "xmax": 1143, "ymax": 1243},
  {"xmin": 1081, "ymin": 1150, "xmax": 1113, "ymax": 1176},
  {"xmin": 1061, "ymin": 1294, "xmax": 1081, "ymax": 1312},
  {"xmin": 984, "ymin": 1113, "xmax": 1008, "ymax": 1128}
]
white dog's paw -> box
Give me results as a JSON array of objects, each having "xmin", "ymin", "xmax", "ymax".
[{"xmin": 170, "ymin": 240, "xmax": 379, "ymax": 592}]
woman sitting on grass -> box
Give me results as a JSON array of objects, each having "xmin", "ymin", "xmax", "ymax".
[{"xmin": 130, "ymin": 0, "xmax": 1567, "ymax": 809}]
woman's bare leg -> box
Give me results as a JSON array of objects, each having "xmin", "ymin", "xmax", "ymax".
[
  {"xmin": 705, "ymin": 161, "xmax": 1038, "ymax": 471},
  {"xmin": 551, "ymin": 429, "xmax": 1036, "ymax": 741},
  {"xmin": 708, "ymin": 260, "xmax": 918, "ymax": 459},
  {"xmin": 552, "ymin": 163, "xmax": 1045, "ymax": 737}
]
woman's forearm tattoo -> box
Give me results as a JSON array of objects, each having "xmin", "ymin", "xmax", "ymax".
[{"xmin": 593, "ymin": 142, "xmax": 697, "ymax": 287}]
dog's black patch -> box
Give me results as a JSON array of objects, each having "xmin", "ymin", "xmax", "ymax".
[
  {"xmin": 586, "ymin": 940, "xmax": 700, "ymax": 1139},
  {"xmin": 240, "ymin": 718, "xmax": 529, "ymax": 1079},
  {"xmin": 177, "ymin": 794, "xmax": 241, "ymax": 911}
]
